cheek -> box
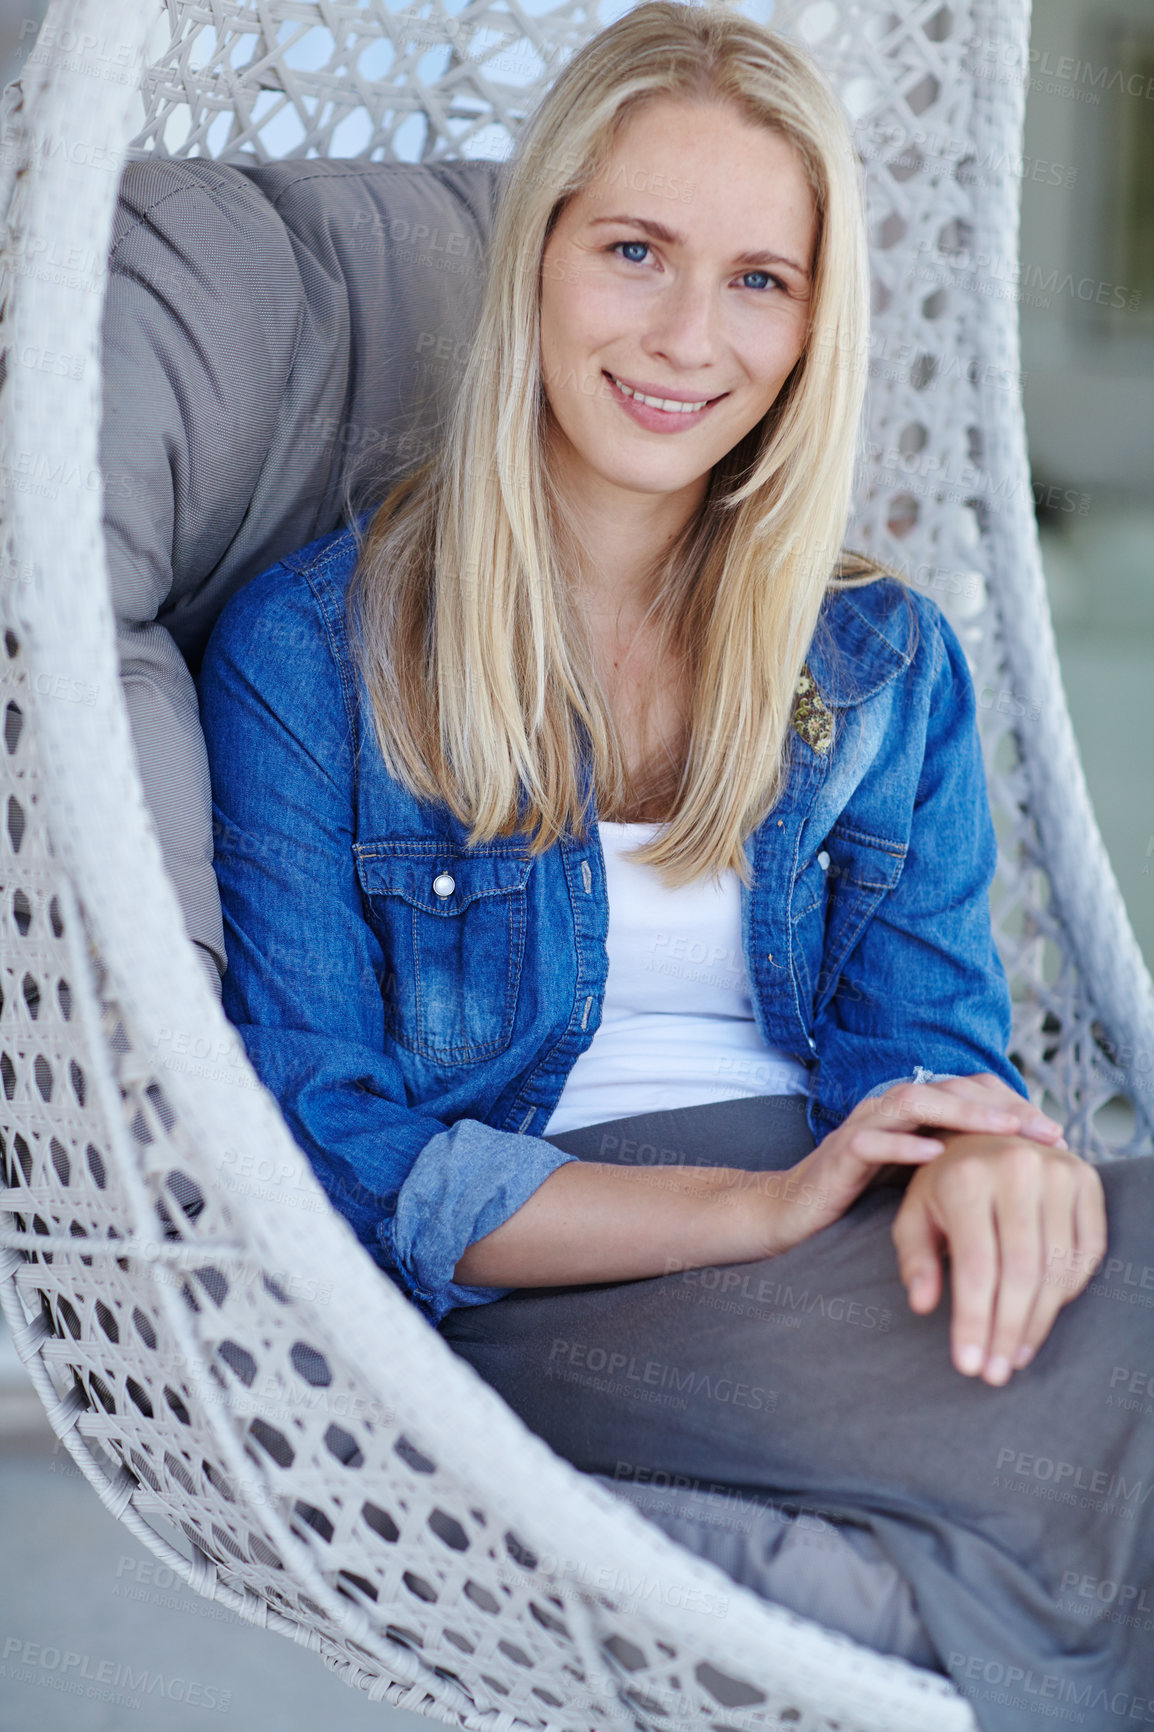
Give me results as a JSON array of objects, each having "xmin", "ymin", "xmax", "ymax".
[
  {"xmin": 540, "ymin": 247, "xmax": 570, "ymax": 297},
  {"xmin": 539, "ymin": 302, "xmax": 587, "ymax": 420},
  {"xmin": 542, "ymin": 299, "xmax": 608, "ymax": 402},
  {"xmin": 546, "ymin": 257, "xmax": 624, "ymax": 345},
  {"xmin": 538, "ymin": 291, "xmax": 573, "ymax": 396},
  {"xmin": 539, "ymin": 269, "xmax": 586, "ymax": 366},
  {"xmin": 754, "ymin": 325, "xmax": 807, "ymax": 396}
]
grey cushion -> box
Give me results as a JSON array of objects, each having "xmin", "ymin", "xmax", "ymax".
[{"xmin": 102, "ymin": 152, "xmax": 508, "ymax": 989}]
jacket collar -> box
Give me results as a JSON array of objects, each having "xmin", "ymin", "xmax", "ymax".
[{"xmin": 805, "ymin": 578, "xmax": 920, "ymax": 708}]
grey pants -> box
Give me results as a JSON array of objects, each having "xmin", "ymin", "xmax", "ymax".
[{"xmin": 440, "ymin": 1096, "xmax": 1154, "ymax": 1732}]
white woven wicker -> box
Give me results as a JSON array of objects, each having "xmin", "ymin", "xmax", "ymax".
[{"xmin": 2, "ymin": 1, "xmax": 1152, "ymax": 1728}]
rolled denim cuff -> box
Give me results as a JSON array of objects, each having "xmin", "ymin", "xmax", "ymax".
[
  {"xmin": 379, "ymin": 1117, "xmax": 579, "ymax": 1325},
  {"xmin": 858, "ymin": 1066, "xmax": 963, "ymax": 1105}
]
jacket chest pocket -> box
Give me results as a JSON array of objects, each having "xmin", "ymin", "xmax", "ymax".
[
  {"xmin": 354, "ymin": 841, "xmax": 532, "ymax": 1064},
  {"xmin": 801, "ymin": 824, "xmax": 907, "ymax": 1021}
]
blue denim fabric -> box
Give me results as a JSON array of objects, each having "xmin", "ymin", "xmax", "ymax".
[{"xmin": 197, "ymin": 514, "xmax": 1028, "ymax": 1324}]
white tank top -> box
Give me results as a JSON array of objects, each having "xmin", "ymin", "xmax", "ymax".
[{"xmin": 543, "ymin": 820, "xmax": 810, "ymax": 1136}]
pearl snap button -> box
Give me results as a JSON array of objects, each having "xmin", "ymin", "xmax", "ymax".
[
  {"xmin": 817, "ymin": 851, "xmax": 830, "ymax": 871},
  {"xmin": 432, "ymin": 872, "xmax": 456, "ymax": 898}
]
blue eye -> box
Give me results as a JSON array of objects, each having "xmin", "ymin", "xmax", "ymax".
[{"xmin": 609, "ymin": 241, "xmax": 784, "ymax": 291}]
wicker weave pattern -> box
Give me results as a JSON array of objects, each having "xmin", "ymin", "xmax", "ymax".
[
  {"xmin": 131, "ymin": 1, "xmax": 600, "ymax": 163},
  {"xmin": 776, "ymin": 0, "xmax": 1154, "ymax": 1162},
  {"xmin": 2, "ymin": 0, "xmax": 1152, "ymax": 1725}
]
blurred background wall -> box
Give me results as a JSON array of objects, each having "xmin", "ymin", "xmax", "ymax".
[
  {"xmin": 0, "ymin": 0, "xmax": 48, "ymax": 87},
  {"xmin": 1018, "ymin": 0, "xmax": 1154, "ymax": 973}
]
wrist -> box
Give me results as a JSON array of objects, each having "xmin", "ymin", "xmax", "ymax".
[
  {"xmin": 740, "ymin": 1159, "xmax": 820, "ymax": 1259},
  {"xmin": 690, "ymin": 1168, "xmax": 775, "ymax": 1264}
]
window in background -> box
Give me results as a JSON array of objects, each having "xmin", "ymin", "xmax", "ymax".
[
  {"xmin": 1020, "ymin": 0, "xmax": 1154, "ymax": 976},
  {"xmin": 1114, "ymin": 22, "xmax": 1154, "ymax": 330}
]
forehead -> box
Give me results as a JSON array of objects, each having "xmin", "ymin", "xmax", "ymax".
[
  {"xmin": 564, "ymin": 98, "xmax": 816, "ymax": 244},
  {"xmin": 603, "ymin": 94, "xmax": 803, "ymax": 169}
]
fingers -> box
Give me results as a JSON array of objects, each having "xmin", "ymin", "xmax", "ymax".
[
  {"xmin": 926, "ymin": 1141, "xmax": 1107, "ymax": 1386},
  {"xmin": 1073, "ymin": 1164, "xmax": 1108, "ymax": 1285},
  {"xmin": 891, "ymin": 1190, "xmax": 944, "ymax": 1314},
  {"xmin": 928, "ymin": 1073, "xmax": 1067, "ymax": 1145},
  {"xmin": 838, "ymin": 1126, "xmax": 945, "ymax": 1165},
  {"xmin": 932, "ymin": 1159, "xmax": 1002, "ymax": 1379},
  {"xmin": 866, "ymin": 1077, "xmax": 1069, "ymax": 1153},
  {"xmin": 975, "ymin": 1142, "xmax": 1050, "ymax": 1384},
  {"xmin": 865, "ymin": 1081, "xmax": 1030, "ymax": 1143},
  {"xmin": 1011, "ymin": 1163, "xmax": 1095, "ymax": 1364},
  {"xmin": 1052, "ymin": 1163, "xmax": 1109, "ymax": 1316},
  {"xmin": 800, "ymin": 1115, "xmax": 953, "ymax": 1248}
]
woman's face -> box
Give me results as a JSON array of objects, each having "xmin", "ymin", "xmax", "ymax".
[{"xmin": 539, "ymin": 96, "xmax": 818, "ymax": 516}]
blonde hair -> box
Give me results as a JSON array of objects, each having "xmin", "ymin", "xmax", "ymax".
[{"xmin": 346, "ymin": 0, "xmax": 906, "ymax": 887}]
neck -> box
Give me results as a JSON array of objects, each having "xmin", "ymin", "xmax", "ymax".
[{"xmin": 546, "ymin": 419, "xmax": 707, "ymax": 622}]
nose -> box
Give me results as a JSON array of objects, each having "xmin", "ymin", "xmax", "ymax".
[{"xmin": 642, "ymin": 271, "xmax": 722, "ymax": 374}]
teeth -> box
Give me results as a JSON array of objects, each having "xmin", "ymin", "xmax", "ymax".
[{"xmin": 611, "ymin": 374, "xmax": 712, "ymax": 413}]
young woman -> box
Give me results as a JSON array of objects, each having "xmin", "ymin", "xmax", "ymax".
[{"xmin": 198, "ymin": 5, "xmax": 1154, "ymax": 1725}]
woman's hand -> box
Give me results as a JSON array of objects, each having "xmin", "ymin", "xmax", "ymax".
[
  {"xmin": 772, "ymin": 1073, "xmax": 1105, "ymax": 1386},
  {"xmin": 880, "ymin": 1071, "xmax": 1069, "ymax": 1149},
  {"xmin": 892, "ymin": 1131, "xmax": 1107, "ymax": 1386},
  {"xmin": 776, "ymin": 1075, "xmax": 1067, "ymax": 1253}
]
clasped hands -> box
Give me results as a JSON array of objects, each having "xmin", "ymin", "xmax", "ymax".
[{"xmin": 789, "ymin": 1074, "xmax": 1107, "ymax": 1388}]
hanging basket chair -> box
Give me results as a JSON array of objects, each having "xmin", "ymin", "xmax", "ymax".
[{"xmin": 2, "ymin": 3, "xmax": 1152, "ymax": 1731}]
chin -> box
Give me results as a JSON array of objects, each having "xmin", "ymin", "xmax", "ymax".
[{"xmin": 598, "ymin": 461, "xmax": 704, "ymax": 496}]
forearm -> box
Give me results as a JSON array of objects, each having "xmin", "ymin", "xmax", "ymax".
[{"xmin": 452, "ymin": 1159, "xmax": 798, "ymax": 1288}]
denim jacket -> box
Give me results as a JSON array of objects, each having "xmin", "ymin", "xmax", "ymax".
[{"xmin": 197, "ymin": 514, "xmax": 1027, "ymax": 1326}]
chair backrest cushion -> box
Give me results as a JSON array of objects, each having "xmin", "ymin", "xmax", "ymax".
[{"xmin": 102, "ymin": 153, "xmax": 507, "ymax": 984}]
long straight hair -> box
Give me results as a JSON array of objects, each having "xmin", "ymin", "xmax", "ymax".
[{"xmin": 346, "ymin": 0, "xmax": 905, "ymax": 887}]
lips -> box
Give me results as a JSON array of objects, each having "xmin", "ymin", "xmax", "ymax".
[{"xmin": 605, "ymin": 370, "xmax": 726, "ymax": 411}]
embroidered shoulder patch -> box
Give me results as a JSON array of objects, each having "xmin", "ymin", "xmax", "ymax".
[{"xmin": 791, "ymin": 664, "xmax": 834, "ymax": 754}]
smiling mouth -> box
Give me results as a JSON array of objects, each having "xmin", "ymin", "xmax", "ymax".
[{"xmin": 605, "ymin": 372, "xmax": 727, "ymax": 414}]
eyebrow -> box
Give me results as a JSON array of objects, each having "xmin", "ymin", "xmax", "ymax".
[{"xmin": 588, "ymin": 213, "xmax": 811, "ymax": 279}]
